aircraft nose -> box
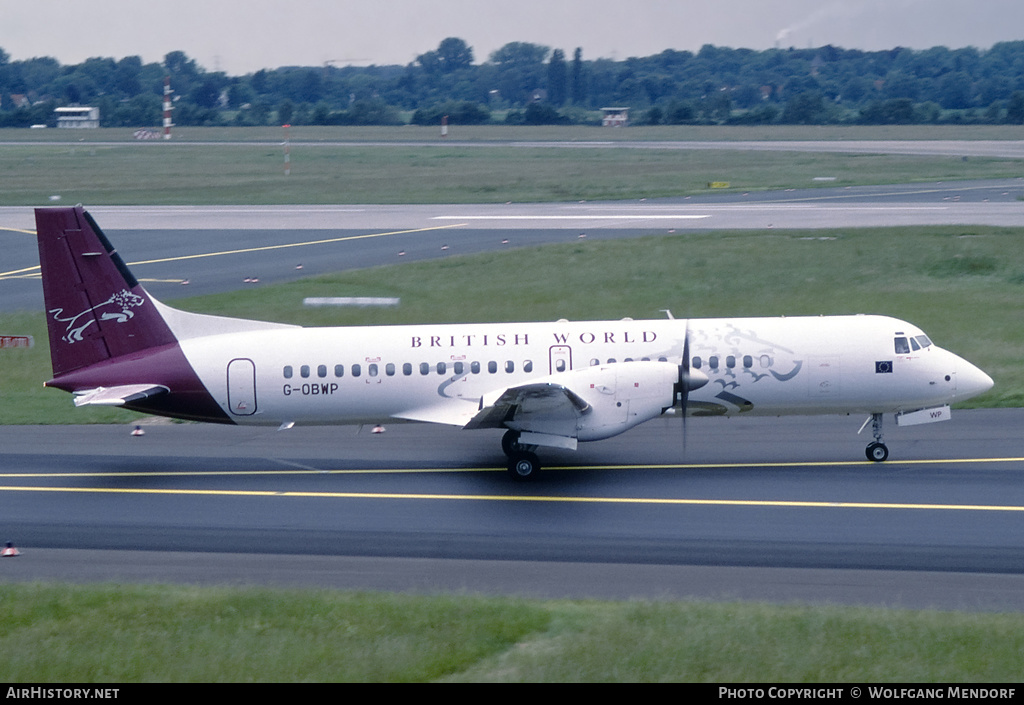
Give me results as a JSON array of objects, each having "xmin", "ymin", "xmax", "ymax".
[{"xmin": 957, "ymin": 358, "xmax": 994, "ymax": 401}]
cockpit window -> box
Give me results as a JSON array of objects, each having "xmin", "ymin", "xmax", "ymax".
[
  {"xmin": 910, "ymin": 337, "xmax": 921, "ymax": 351},
  {"xmin": 915, "ymin": 335, "xmax": 932, "ymax": 348},
  {"xmin": 894, "ymin": 337, "xmax": 910, "ymax": 354}
]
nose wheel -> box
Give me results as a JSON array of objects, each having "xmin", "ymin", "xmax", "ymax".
[
  {"xmin": 866, "ymin": 441, "xmax": 889, "ymax": 462},
  {"xmin": 864, "ymin": 413, "xmax": 889, "ymax": 462}
]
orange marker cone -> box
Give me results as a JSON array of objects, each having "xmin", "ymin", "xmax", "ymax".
[{"xmin": 2, "ymin": 541, "xmax": 20, "ymax": 557}]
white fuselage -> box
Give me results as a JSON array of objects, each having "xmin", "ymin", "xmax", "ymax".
[
  {"xmin": 177, "ymin": 314, "xmax": 989, "ymax": 430},
  {"xmin": 34, "ymin": 205, "xmax": 996, "ymax": 471}
]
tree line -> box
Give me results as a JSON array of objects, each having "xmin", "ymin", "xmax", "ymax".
[{"xmin": 3, "ymin": 38, "xmax": 1024, "ymax": 128}]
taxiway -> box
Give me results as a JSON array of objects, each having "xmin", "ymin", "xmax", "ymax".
[{"xmin": 1, "ymin": 411, "xmax": 1023, "ymax": 609}]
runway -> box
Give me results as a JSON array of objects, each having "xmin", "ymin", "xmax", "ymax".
[
  {"xmin": 2, "ymin": 410, "xmax": 1024, "ymax": 609},
  {"xmin": 2, "ymin": 178, "xmax": 1024, "ymax": 312}
]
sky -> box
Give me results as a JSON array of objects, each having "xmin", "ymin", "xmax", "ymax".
[{"xmin": 2, "ymin": 0, "xmax": 1023, "ymax": 75}]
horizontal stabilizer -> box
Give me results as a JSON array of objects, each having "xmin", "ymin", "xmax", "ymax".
[{"xmin": 72, "ymin": 384, "xmax": 169, "ymax": 407}]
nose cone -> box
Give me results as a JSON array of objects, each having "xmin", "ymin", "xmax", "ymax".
[
  {"xmin": 686, "ymin": 366, "xmax": 710, "ymax": 391},
  {"xmin": 957, "ymin": 358, "xmax": 994, "ymax": 401}
]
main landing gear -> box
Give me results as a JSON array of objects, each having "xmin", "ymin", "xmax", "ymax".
[
  {"xmin": 502, "ymin": 430, "xmax": 540, "ymax": 480},
  {"xmin": 865, "ymin": 412, "xmax": 889, "ymax": 462}
]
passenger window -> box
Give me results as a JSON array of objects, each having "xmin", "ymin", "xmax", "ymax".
[
  {"xmin": 471, "ymin": 361, "xmax": 481, "ymax": 374},
  {"xmin": 488, "ymin": 361, "xmax": 497, "ymax": 373},
  {"xmin": 437, "ymin": 362, "xmax": 447, "ymax": 375},
  {"xmin": 300, "ymin": 365, "xmax": 310, "ymax": 378},
  {"xmin": 283, "ymin": 366, "xmax": 293, "ymax": 379},
  {"xmin": 524, "ymin": 360, "xmax": 533, "ymax": 373},
  {"xmin": 726, "ymin": 356, "xmax": 736, "ymax": 369},
  {"xmin": 894, "ymin": 337, "xmax": 910, "ymax": 354},
  {"xmin": 368, "ymin": 364, "xmax": 378, "ymax": 377},
  {"xmin": 402, "ymin": 363, "xmax": 412, "ymax": 376},
  {"xmin": 334, "ymin": 364, "xmax": 344, "ymax": 378},
  {"xmin": 590, "ymin": 358, "xmax": 600, "ymax": 366},
  {"xmin": 692, "ymin": 357, "xmax": 702, "ymax": 370},
  {"xmin": 420, "ymin": 362, "xmax": 430, "ymax": 375},
  {"xmin": 743, "ymin": 355, "xmax": 753, "ymax": 369},
  {"xmin": 454, "ymin": 361, "xmax": 464, "ymax": 375},
  {"xmin": 505, "ymin": 360, "xmax": 515, "ymax": 373},
  {"xmin": 555, "ymin": 359, "xmax": 566, "ymax": 372},
  {"xmin": 386, "ymin": 363, "xmax": 396, "ymax": 376},
  {"xmin": 317, "ymin": 365, "xmax": 327, "ymax": 378},
  {"xmin": 709, "ymin": 356, "xmax": 719, "ymax": 370},
  {"xmin": 352, "ymin": 364, "xmax": 361, "ymax": 377},
  {"xmin": 760, "ymin": 355, "xmax": 772, "ymax": 368}
]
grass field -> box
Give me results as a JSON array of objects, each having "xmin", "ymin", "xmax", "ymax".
[
  {"xmin": 5, "ymin": 143, "xmax": 1020, "ymax": 206},
  {"xmin": 2, "ymin": 125, "xmax": 1023, "ymax": 205},
  {"xmin": 6, "ymin": 123, "xmax": 1024, "ymax": 143},
  {"xmin": 2, "ymin": 583, "xmax": 1023, "ymax": 682}
]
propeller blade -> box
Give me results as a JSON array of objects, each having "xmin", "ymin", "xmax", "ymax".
[{"xmin": 679, "ymin": 321, "xmax": 690, "ymax": 452}]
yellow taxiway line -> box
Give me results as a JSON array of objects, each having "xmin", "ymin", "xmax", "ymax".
[
  {"xmin": 2, "ymin": 455, "xmax": 1022, "ymax": 480},
  {"xmin": 0, "ymin": 483, "xmax": 1022, "ymax": 512},
  {"xmin": 0, "ymin": 223, "xmax": 467, "ymax": 281},
  {"xmin": 2, "ymin": 453, "xmax": 1024, "ymax": 512}
]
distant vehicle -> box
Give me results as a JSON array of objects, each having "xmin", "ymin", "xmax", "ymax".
[{"xmin": 34, "ymin": 206, "xmax": 993, "ymax": 479}]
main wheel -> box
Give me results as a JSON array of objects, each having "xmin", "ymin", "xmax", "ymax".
[
  {"xmin": 507, "ymin": 451, "xmax": 540, "ymax": 480},
  {"xmin": 866, "ymin": 442, "xmax": 889, "ymax": 462},
  {"xmin": 501, "ymin": 429, "xmax": 522, "ymax": 457}
]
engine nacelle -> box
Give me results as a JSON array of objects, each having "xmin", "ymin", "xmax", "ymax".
[{"xmin": 571, "ymin": 361, "xmax": 678, "ymax": 442}]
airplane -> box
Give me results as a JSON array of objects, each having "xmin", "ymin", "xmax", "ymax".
[{"xmin": 34, "ymin": 205, "xmax": 994, "ymax": 479}]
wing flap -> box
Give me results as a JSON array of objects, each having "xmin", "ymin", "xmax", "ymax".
[
  {"xmin": 391, "ymin": 400, "xmax": 482, "ymax": 426},
  {"xmin": 72, "ymin": 384, "xmax": 170, "ymax": 407}
]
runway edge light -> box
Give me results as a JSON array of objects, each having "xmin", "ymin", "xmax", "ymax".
[{"xmin": 2, "ymin": 541, "xmax": 21, "ymax": 557}]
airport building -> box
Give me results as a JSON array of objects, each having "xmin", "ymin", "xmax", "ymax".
[{"xmin": 55, "ymin": 106, "xmax": 100, "ymax": 129}]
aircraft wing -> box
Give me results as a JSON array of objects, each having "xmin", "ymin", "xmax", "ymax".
[
  {"xmin": 390, "ymin": 382, "xmax": 591, "ymax": 434},
  {"xmin": 394, "ymin": 362, "xmax": 678, "ymax": 454},
  {"xmin": 72, "ymin": 384, "xmax": 170, "ymax": 407},
  {"xmin": 463, "ymin": 382, "xmax": 590, "ymax": 433}
]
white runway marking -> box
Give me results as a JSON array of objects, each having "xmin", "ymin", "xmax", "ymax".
[{"xmin": 433, "ymin": 215, "xmax": 711, "ymax": 220}]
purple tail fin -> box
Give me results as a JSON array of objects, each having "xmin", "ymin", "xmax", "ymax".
[{"xmin": 35, "ymin": 206, "xmax": 177, "ymax": 377}]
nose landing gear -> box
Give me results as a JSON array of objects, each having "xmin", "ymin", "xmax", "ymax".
[{"xmin": 864, "ymin": 413, "xmax": 889, "ymax": 462}]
